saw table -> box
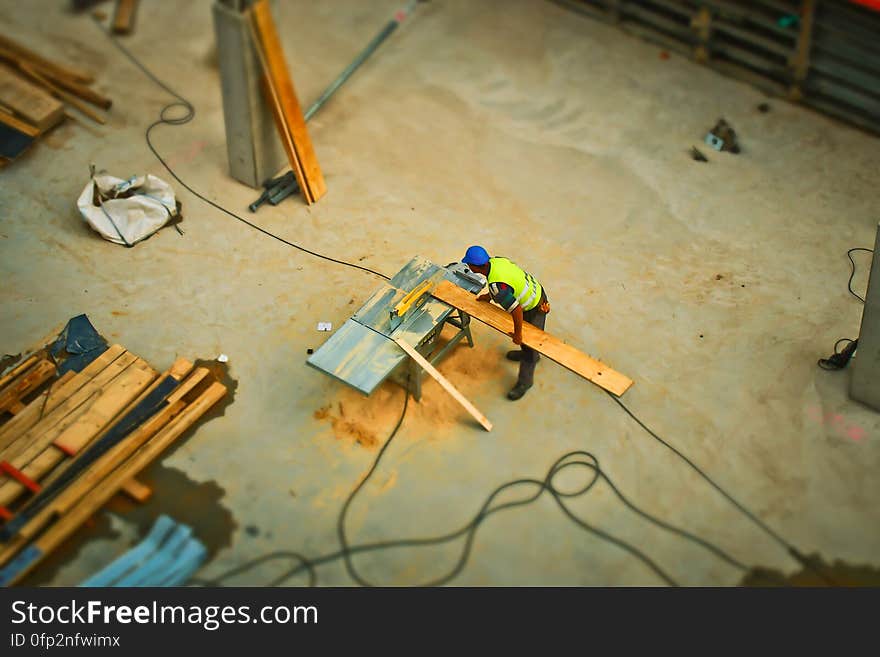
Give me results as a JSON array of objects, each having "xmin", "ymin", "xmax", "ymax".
[{"xmin": 307, "ymin": 256, "xmax": 485, "ymax": 399}]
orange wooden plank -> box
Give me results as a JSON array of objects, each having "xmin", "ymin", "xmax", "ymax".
[
  {"xmin": 432, "ymin": 280, "xmax": 634, "ymax": 397},
  {"xmin": 112, "ymin": 0, "xmax": 139, "ymax": 35},
  {"xmin": 249, "ymin": 0, "xmax": 326, "ymax": 204}
]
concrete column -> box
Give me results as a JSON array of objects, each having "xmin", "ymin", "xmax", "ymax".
[
  {"xmin": 849, "ymin": 222, "xmax": 880, "ymax": 411},
  {"xmin": 212, "ymin": 0, "xmax": 284, "ymax": 189}
]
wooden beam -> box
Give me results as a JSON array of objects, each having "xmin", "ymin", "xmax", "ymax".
[
  {"xmin": 0, "ymin": 34, "xmax": 93, "ymax": 85},
  {"xmin": 112, "ymin": 0, "xmax": 139, "ymax": 35},
  {"xmin": 0, "ymin": 355, "xmax": 38, "ymax": 391},
  {"xmin": 0, "ymin": 346, "xmax": 123, "ymax": 451},
  {"xmin": 120, "ymin": 477, "xmax": 152, "ymax": 503},
  {"xmin": 0, "ymin": 63, "xmax": 64, "ymax": 132},
  {"xmin": 0, "ymin": 361, "xmax": 156, "ymax": 508},
  {"xmin": 0, "ymin": 107, "xmax": 40, "ymax": 139},
  {"xmin": 431, "ymin": 281, "xmax": 634, "ymax": 397},
  {"xmin": 0, "ymin": 363, "xmax": 196, "ymax": 562},
  {"xmin": 789, "ymin": 0, "xmax": 816, "ymax": 100},
  {"xmin": 249, "ymin": 0, "xmax": 326, "ymax": 204},
  {"xmin": 394, "ymin": 337, "xmax": 492, "ymax": 431},
  {"xmin": 0, "ymin": 351, "xmax": 140, "ymax": 465},
  {"xmin": 0, "ymin": 46, "xmax": 111, "ymax": 110},
  {"xmin": 0, "ymin": 360, "xmax": 56, "ymax": 414},
  {"xmin": 18, "ymin": 63, "xmax": 107, "ymax": 125}
]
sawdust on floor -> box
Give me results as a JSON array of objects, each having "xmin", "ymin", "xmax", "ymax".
[{"xmin": 314, "ymin": 326, "xmax": 508, "ymax": 448}]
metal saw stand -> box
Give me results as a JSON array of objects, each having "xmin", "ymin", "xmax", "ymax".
[{"xmin": 390, "ymin": 308, "xmax": 474, "ymax": 401}]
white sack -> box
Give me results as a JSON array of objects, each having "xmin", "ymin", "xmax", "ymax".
[{"xmin": 77, "ymin": 173, "xmax": 179, "ymax": 246}]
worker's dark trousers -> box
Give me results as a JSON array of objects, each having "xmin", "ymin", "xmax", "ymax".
[{"xmin": 517, "ymin": 292, "xmax": 548, "ymax": 387}]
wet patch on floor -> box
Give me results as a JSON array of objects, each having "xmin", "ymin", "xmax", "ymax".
[
  {"xmin": 20, "ymin": 514, "xmax": 121, "ymax": 586},
  {"xmin": 157, "ymin": 358, "xmax": 237, "ymax": 462},
  {"xmin": 740, "ymin": 555, "xmax": 880, "ymax": 586},
  {"xmin": 0, "ymin": 352, "xmax": 22, "ymax": 373},
  {"xmin": 104, "ymin": 464, "xmax": 237, "ymax": 560}
]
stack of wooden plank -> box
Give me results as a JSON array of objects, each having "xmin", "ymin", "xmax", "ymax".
[
  {"xmin": 0, "ymin": 33, "xmax": 111, "ymax": 164},
  {"xmin": 0, "ymin": 342, "xmax": 227, "ymax": 586}
]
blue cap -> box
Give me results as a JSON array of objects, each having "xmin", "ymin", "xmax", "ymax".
[{"xmin": 462, "ymin": 245, "xmax": 489, "ymax": 266}]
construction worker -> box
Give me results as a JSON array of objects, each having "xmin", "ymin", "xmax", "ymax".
[{"xmin": 460, "ymin": 246, "xmax": 550, "ymax": 401}]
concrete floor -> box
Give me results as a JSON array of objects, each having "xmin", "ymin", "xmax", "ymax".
[{"xmin": 1, "ymin": 0, "xmax": 879, "ymax": 586}]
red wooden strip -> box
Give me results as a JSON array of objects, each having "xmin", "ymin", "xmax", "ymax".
[{"xmin": 0, "ymin": 461, "xmax": 41, "ymax": 493}]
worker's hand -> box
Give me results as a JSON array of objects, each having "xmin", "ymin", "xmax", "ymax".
[
  {"xmin": 508, "ymin": 331, "xmax": 523, "ymax": 346},
  {"xmin": 477, "ymin": 293, "xmax": 491, "ymax": 302}
]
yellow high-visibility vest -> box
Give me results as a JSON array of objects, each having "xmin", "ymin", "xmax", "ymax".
[{"xmin": 487, "ymin": 257, "xmax": 543, "ymax": 312}]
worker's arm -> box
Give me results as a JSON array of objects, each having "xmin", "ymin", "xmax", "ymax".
[
  {"xmin": 509, "ymin": 305, "xmax": 524, "ymax": 345},
  {"xmin": 478, "ymin": 283, "xmax": 523, "ymax": 344}
]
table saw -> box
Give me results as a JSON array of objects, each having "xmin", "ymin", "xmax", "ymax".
[{"xmin": 307, "ymin": 256, "xmax": 485, "ymax": 399}]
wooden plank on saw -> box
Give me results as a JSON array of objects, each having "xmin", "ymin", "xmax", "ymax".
[
  {"xmin": 0, "ymin": 360, "xmax": 56, "ymax": 415},
  {"xmin": 0, "ymin": 63, "xmax": 64, "ymax": 132},
  {"xmin": 0, "ymin": 360, "xmax": 155, "ymax": 509},
  {"xmin": 431, "ymin": 280, "xmax": 634, "ymax": 397},
  {"xmin": 0, "ymin": 381, "xmax": 227, "ymax": 586},
  {"xmin": 249, "ymin": 0, "xmax": 326, "ymax": 204},
  {"xmin": 0, "ymin": 346, "xmax": 123, "ymax": 452},
  {"xmin": 394, "ymin": 337, "xmax": 493, "ymax": 432},
  {"xmin": 0, "ymin": 350, "xmax": 140, "ymax": 465}
]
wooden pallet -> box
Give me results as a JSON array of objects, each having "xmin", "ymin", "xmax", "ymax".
[{"xmin": 0, "ymin": 337, "xmax": 227, "ymax": 586}]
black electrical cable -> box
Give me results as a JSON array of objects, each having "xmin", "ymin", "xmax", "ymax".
[
  {"xmin": 818, "ymin": 247, "xmax": 873, "ymax": 370},
  {"xmin": 606, "ymin": 391, "xmax": 837, "ymax": 585},
  {"xmin": 97, "ymin": 14, "xmax": 797, "ymax": 589},
  {"xmin": 197, "ymin": 386, "xmax": 761, "ymax": 587},
  {"xmin": 847, "ymin": 247, "xmax": 873, "ymax": 303},
  {"xmin": 337, "ymin": 386, "xmax": 410, "ymax": 586},
  {"xmin": 93, "ymin": 17, "xmax": 390, "ymax": 282}
]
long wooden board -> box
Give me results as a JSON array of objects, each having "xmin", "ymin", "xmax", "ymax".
[
  {"xmin": 249, "ymin": 0, "xmax": 326, "ymax": 204},
  {"xmin": 394, "ymin": 338, "xmax": 492, "ymax": 432},
  {"xmin": 431, "ymin": 280, "xmax": 634, "ymax": 397}
]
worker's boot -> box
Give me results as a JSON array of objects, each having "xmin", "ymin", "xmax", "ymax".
[
  {"xmin": 507, "ymin": 381, "xmax": 532, "ymax": 401},
  {"xmin": 506, "ymin": 350, "xmax": 539, "ymax": 363}
]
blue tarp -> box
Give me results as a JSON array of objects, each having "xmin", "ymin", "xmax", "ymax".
[{"xmin": 50, "ymin": 314, "xmax": 108, "ymax": 375}]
